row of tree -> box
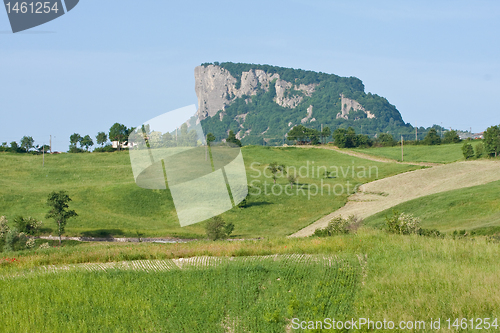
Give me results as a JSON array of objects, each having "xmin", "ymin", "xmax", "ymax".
[
  {"xmin": 69, "ymin": 123, "xmax": 134, "ymax": 153},
  {"xmin": 286, "ymin": 124, "xmax": 463, "ymax": 148},
  {"xmin": 0, "ymin": 136, "xmax": 49, "ymax": 154}
]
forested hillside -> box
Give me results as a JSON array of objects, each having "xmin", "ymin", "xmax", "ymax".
[{"xmin": 199, "ymin": 62, "xmax": 417, "ymax": 145}]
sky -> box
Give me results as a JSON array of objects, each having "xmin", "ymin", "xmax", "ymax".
[{"xmin": 0, "ymin": 0, "xmax": 499, "ymax": 152}]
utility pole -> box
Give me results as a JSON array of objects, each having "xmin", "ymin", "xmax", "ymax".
[
  {"xmin": 415, "ymin": 127, "xmax": 418, "ymax": 141},
  {"xmin": 49, "ymin": 135, "xmax": 52, "ymax": 154},
  {"xmin": 401, "ymin": 135, "xmax": 404, "ymax": 162}
]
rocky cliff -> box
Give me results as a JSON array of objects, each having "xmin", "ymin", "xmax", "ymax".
[
  {"xmin": 196, "ymin": 62, "xmax": 409, "ymax": 145},
  {"xmin": 195, "ymin": 64, "xmax": 317, "ymax": 119}
]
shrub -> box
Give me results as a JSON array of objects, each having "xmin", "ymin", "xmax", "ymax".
[
  {"xmin": 205, "ymin": 216, "xmax": 234, "ymax": 241},
  {"xmin": 462, "ymin": 142, "xmax": 474, "ymax": 159},
  {"xmin": 418, "ymin": 228, "xmax": 444, "ymax": 238},
  {"xmin": 13, "ymin": 216, "xmax": 42, "ymax": 235},
  {"xmin": 385, "ymin": 211, "xmax": 421, "ymax": 235},
  {"xmin": 452, "ymin": 229, "xmax": 476, "ymax": 239},
  {"xmin": 93, "ymin": 145, "xmax": 115, "ymax": 153},
  {"xmin": 475, "ymin": 142, "xmax": 484, "ymax": 158},
  {"xmin": 313, "ymin": 215, "xmax": 361, "ymax": 237},
  {"xmin": 39, "ymin": 242, "xmax": 50, "ymax": 249},
  {"xmin": 3, "ymin": 227, "xmax": 29, "ymax": 252}
]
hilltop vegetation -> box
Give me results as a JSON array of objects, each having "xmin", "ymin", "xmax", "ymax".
[{"xmin": 200, "ymin": 62, "xmax": 423, "ymax": 145}]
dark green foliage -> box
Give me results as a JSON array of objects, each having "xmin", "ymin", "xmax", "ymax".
[
  {"xmin": 96, "ymin": 132, "xmax": 108, "ymax": 147},
  {"xmin": 475, "ymin": 142, "xmax": 484, "ymax": 158},
  {"xmin": 93, "ymin": 144, "xmax": 115, "ymax": 152},
  {"xmin": 376, "ymin": 133, "xmax": 396, "ymax": 147},
  {"xmin": 333, "ymin": 127, "xmax": 372, "ymax": 148},
  {"xmin": 418, "ymin": 228, "xmax": 444, "ymax": 238},
  {"xmin": 206, "ymin": 132, "xmax": 215, "ymax": 145},
  {"xmin": 200, "ymin": 62, "xmax": 413, "ymax": 146},
  {"xmin": 443, "ymin": 130, "xmax": 461, "ymax": 144},
  {"xmin": 80, "ymin": 135, "xmax": 94, "ymax": 151},
  {"xmin": 205, "ymin": 216, "xmax": 234, "ymax": 240},
  {"xmin": 13, "ymin": 216, "xmax": 42, "ymax": 235},
  {"xmin": 226, "ymin": 130, "xmax": 242, "ymax": 147},
  {"xmin": 484, "ymin": 125, "xmax": 500, "ymax": 157},
  {"xmin": 424, "ymin": 128, "xmax": 441, "ymax": 145},
  {"xmin": 46, "ymin": 191, "xmax": 78, "ymax": 245},
  {"xmin": 451, "ymin": 229, "xmax": 476, "ymax": 239},
  {"xmin": 462, "ymin": 142, "xmax": 474, "ymax": 159},
  {"xmin": 20, "ymin": 136, "xmax": 35, "ymax": 152},
  {"xmin": 314, "ymin": 215, "xmax": 362, "ymax": 237}
]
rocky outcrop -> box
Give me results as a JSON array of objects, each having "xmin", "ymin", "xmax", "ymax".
[
  {"xmin": 195, "ymin": 64, "xmax": 317, "ymax": 119},
  {"xmin": 301, "ymin": 105, "xmax": 314, "ymax": 124},
  {"xmin": 336, "ymin": 93, "xmax": 375, "ymax": 120}
]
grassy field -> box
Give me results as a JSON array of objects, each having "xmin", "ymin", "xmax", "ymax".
[
  {"xmin": 364, "ymin": 180, "xmax": 500, "ymax": 233},
  {"xmin": 352, "ymin": 141, "xmax": 485, "ymax": 164},
  {"xmin": 0, "ymin": 255, "xmax": 359, "ymax": 332},
  {"xmin": 0, "ymin": 147, "xmax": 418, "ymax": 238},
  {"xmin": 1, "ymin": 229, "xmax": 500, "ymax": 332}
]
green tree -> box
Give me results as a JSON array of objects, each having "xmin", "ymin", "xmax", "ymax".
[
  {"xmin": 226, "ymin": 130, "xmax": 242, "ymax": 147},
  {"xmin": 46, "ymin": 191, "xmax": 78, "ymax": 245},
  {"xmin": 69, "ymin": 133, "xmax": 82, "ymax": 149},
  {"xmin": 462, "ymin": 142, "xmax": 474, "ymax": 160},
  {"xmin": 321, "ymin": 127, "xmax": 331, "ymax": 144},
  {"xmin": 484, "ymin": 125, "xmax": 500, "ymax": 157},
  {"xmin": 287, "ymin": 174, "xmax": 298, "ymax": 189},
  {"xmin": 287, "ymin": 125, "xmax": 308, "ymax": 144},
  {"xmin": 377, "ymin": 133, "xmax": 396, "ymax": 147},
  {"xmin": 206, "ymin": 133, "xmax": 216, "ymax": 145},
  {"xmin": 20, "ymin": 136, "xmax": 35, "ymax": 152},
  {"xmin": 205, "ymin": 216, "xmax": 234, "ymax": 241},
  {"xmin": 443, "ymin": 130, "xmax": 461, "ymax": 144},
  {"xmin": 333, "ymin": 128, "xmax": 347, "ymax": 148},
  {"xmin": 80, "ymin": 135, "xmax": 94, "ymax": 151},
  {"xmin": 96, "ymin": 132, "xmax": 108, "ymax": 147},
  {"xmin": 424, "ymin": 128, "xmax": 441, "ymax": 145},
  {"xmin": 267, "ymin": 162, "xmax": 286, "ymax": 184},
  {"xmin": 10, "ymin": 141, "xmax": 19, "ymax": 152},
  {"xmin": 109, "ymin": 123, "xmax": 129, "ymax": 150},
  {"xmin": 475, "ymin": 142, "xmax": 484, "ymax": 158}
]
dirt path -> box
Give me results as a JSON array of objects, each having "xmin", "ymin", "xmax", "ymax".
[{"xmin": 290, "ymin": 160, "xmax": 500, "ymax": 237}]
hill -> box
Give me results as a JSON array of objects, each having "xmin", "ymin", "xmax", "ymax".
[
  {"xmin": 0, "ymin": 148, "xmax": 417, "ymax": 238},
  {"xmin": 197, "ymin": 62, "xmax": 417, "ymax": 145}
]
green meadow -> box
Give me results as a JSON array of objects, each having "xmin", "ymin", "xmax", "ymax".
[
  {"xmin": 364, "ymin": 179, "xmax": 500, "ymax": 234},
  {"xmin": 2, "ymin": 230, "xmax": 500, "ymax": 332},
  {"xmin": 353, "ymin": 141, "xmax": 485, "ymax": 164},
  {"xmin": 0, "ymin": 147, "xmax": 418, "ymax": 238}
]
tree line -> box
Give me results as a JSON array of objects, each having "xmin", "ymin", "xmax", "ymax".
[{"xmin": 286, "ymin": 125, "xmax": 463, "ymax": 148}]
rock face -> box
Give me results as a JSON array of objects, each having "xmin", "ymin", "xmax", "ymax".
[
  {"xmin": 195, "ymin": 64, "xmax": 317, "ymax": 119},
  {"xmin": 336, "ymin": 93, "xmax": 376, "ymax": 120}
]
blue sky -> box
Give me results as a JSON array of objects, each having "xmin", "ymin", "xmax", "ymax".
[{"xmin": 1, "ymin": 0, "xmax": 499, "ymax": 151}]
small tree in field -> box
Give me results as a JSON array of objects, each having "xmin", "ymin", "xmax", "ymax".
[
  {"xmin": 462, "ymin": 142, "xmax": 474, "ymax": 159},
  {"xmin": 267, "ymin": 162, "xmax": 286, "ymax": 184},
  {"xmin": 205, "ymin": 216, "xmax": 234, "ymax": 241},
  {"xmin": 46, "ymin": 191, "xmax": 78, "ymax": 245}
]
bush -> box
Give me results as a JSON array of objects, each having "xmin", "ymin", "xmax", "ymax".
[
  {"xmin": 418, "ymin": 228, "xmax": 444, "ymax": 238},
  {"xmin": 475, "ymin": 142, "xmax": 484, "ymax": 158},
  {"xmin": 3, "ymin": 227, "xmax": 29, "ymax": 252},
  {"xmin": 452, "ymin": 229, "xmax": 476, "ymax": 239},
  {"xmin": 93, "ymin": 145, "xmax": 116, "ymax": 152},
  {"xmin": 313, "ymin": 215, "xmax": 361, "ymax": 237},
  {"xmin": 205, "ymin": 216, "xmax": 234, "ymax": 241},
  {"xmin": 13, "ymin": 216, "xmax": 42, "ymax": 235},
  {"xmin": 386, "ymin": 211, "xmax": 421, "ymax": 235},
  {"xmin": 462, "ymin": 142, "xmax": 474, "ymax": 159}
]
